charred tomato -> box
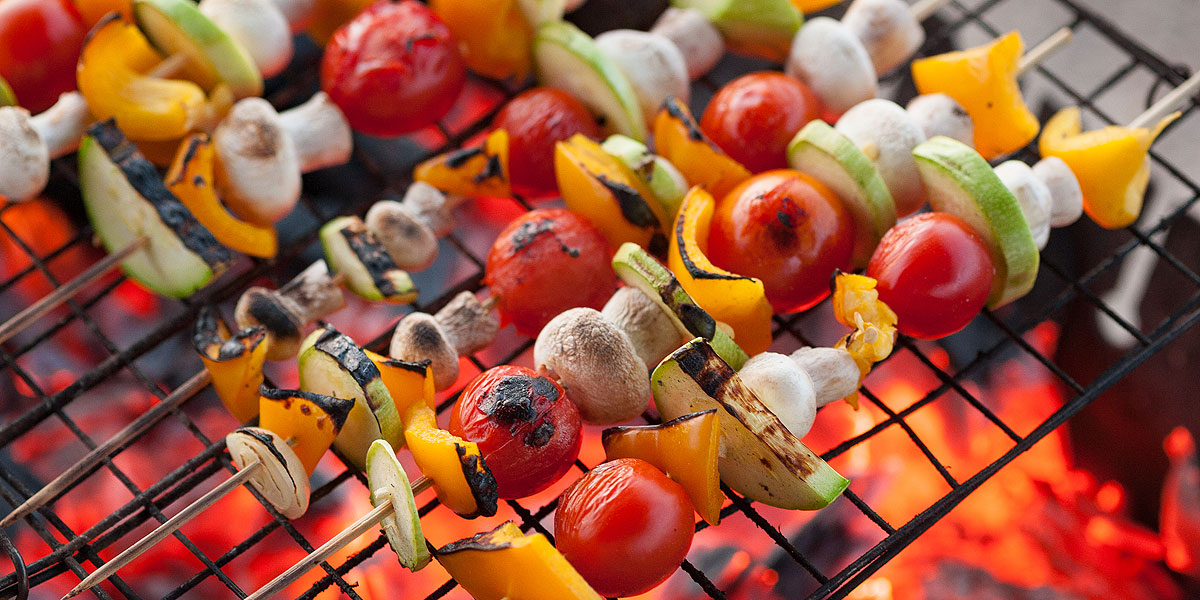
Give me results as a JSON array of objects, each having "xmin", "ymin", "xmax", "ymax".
[
  {"xmin": 485, "ymin": 208, "xmax": 617, "ymax": 337},
  {"xmin": 449, "ymin": 365, "xmax": 581, "ymax": 498},
  {"xmin": 700, "ymin": 72, "xmax": 823, "ymax": 173},
  {"xmin": 321, "ymin": 0, "xmax": 465, "ymax": 136},
  {"xmin": 555, "ymin": 458, "xmax": 695, "ymax": 597},
  {"xmin": 493, "ymin": 87, "xmax": 602, "ymax": 199},
  {"xmin": 708, "ymin": 170, "xmax": 855, "ymax": 313}
]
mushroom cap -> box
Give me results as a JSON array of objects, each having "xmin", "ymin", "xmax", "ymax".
[
  {"xmin": 785, "ymin": 17, "xmax": 877, "ymax": 115},
  {"xmin": 595, "ymin": 29, "xmax": 690, "ymax": 126},
  {"xmin": 842, "ymin": 0, "xmax": 925, "ymax": 76},
  {"xmin": 433, "ymin": 291, "xmax": 499, "ymax": 356},
  {"xmin": 269, "ymin": 0, "xmax": 316, "ymax": 31},
  {"xmin": 227, "ymin": 427, "xmax": 310, "ymax": 519},
  {"xmin": 235, "ymin": 287, "xmax": 306, "ymax": 360},
  {"xmin": 995, "ymin": 160, "xmax": 1052, "ymax": 250},
  {"xmin": 213, "ymin": 97, "xmax": 301, "ymax": 226},
  {"xmin": 739, "ymin": 352, "xmax": 817, "ymax": 439},
  {"xmin": 650, "ymin": 7, "xmax": 723, "ymax": 81},
  {"xmin": 1032, "ymin": 156, "xmax": 1084, "ymax": 228},
  {"xmin": 279, "ymin": 259, "xmax": 346, "ymax": 324},
  {"xmin": 390, "ymin": 313, "xmax": 459, "ymax": 391},
  {"xmin": 364, "ymin": 200, "xmax": 439, "ymax": 271},
  {"xmin": 836, "ymin": 98, "xmax": 927, "ymax": 217},
  {"xmin": 0, "ymin": 107, "xmax": 49, "ymax": 201},
  {"xmin": 200, "ymin": 0, "xmax": 294, "ymax": 78},
  {"xmin": 533, "ymin": 307, "xmax": 649, "ymax": 425},
  {"xmin": 789, "ymin": 347, "xmax": 860, "ymax": 408},
  {"xmin": 601, "ymin": 286, "xmax": 682, "ymax": 369},
  {"xmin": 905, "ymin": 94, "xmax": 974, "ymax": 148}
]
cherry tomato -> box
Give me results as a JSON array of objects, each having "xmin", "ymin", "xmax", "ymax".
[
  {"xmin": 493, "ymin": 88, "xmax": 602, "ymax": 199},
  {"xmin": 867, "ymin": 212, "xmax": 994, "ymax": 339},
  {"xmin": 485, "ymin": 209, "xmax": 617, "ymax": 337},
  {"xmin": 700, "ymin": 72, "xmax": 823, "ymax": 173},
  {"xmin": 321, "ymin": 0, "xmax": 465, "ymax": 136},
  {"xmin": 555, "ymin": 458, "xmax": 695, "ymax": 597},
  {"xmin": 449, "ymin": 365, "xmax": 581, "ymax": 499},
  {"xmin": 0, "ymin": 0, "xmax": 86, "ymax": 113},
  {"xmin": 708, "ymin": 170, "xmax": 855, "ymax": 313}
]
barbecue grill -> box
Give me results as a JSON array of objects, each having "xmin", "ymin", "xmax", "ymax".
[{"xmin": 2, "ymin": 0, "xmax": 1198, "ymax": 598}]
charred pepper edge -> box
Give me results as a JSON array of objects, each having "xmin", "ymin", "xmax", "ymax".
[
  {"xmin": 258, "ymin": 385, "xmax": 355, "ymax": 432},
  {"xmin": 599, "ymin": 408, "xmax": 718, "ymax": 446}
]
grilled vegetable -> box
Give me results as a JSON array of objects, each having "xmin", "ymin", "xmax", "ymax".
[
  {"xmin": 671, "ymin": 0, "xmax": 801, "ymax": 62},
  {"xmin": 554, "ymin": 133, "xmax": 667, "ymax": 249},
  {"xmin": 320, "ymin": 216, "xmax": 417, "ymax": 304},
  {"xmin": 413, "ymin": 129, "xmax": 511, "ymax": 198},
  {"xmin": 652, "ymin": 96, "xmax": 750, "ymax": 200},
  {"xmin": 435, "ymin": 521, "xmax": 601, "ymax": 600},
  {"xmin": 78, "ymin": 119, "xmax": 233, "ymax": 298},
  {"xmin": 226, "ymin": 427, "xmax": 310, "ymax": 519},
  {"xmin": 258, "ymin": 387, "xmax": 353, "ymax": 476},
  {"xmin": 132, "ymin": 0, "xmax": 262, "ymax": 99},
  {"xmin": 192, "ymin": 307, "xmax": 268, "ymax": 423},
  {"xmin": 365, "ymin": 440, "xmax": 431, "ymax": 571}
]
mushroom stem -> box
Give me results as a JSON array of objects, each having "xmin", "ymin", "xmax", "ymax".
[
  {"xmin": 29, "ymin": 92, "xmax": 91, "ymax": 159},
  {"xmin": 278, "ymin": 92, "xmax": 353, "ymax": 174}
]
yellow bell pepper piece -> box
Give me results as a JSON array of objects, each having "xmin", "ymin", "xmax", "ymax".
[
  {"xmin": 831, "ymin": 272, "xmax": 897, "ymax": 408},
  {"xmin": 76, "ymin": 15, "xmax": 208, "ymax": 141},
  {"xmin": 554, "ymin": 133, "xmax": 668, "ymax": 250},
  {"xmin": 603, "ymin": 409, "xmax": 724, "ymax": 525},
  {"xmin": 258, "ymin": 388, "xmax": 354, "ymax": 476},
  {"xmin": 791, "ymin": 0, "xmax": 842, "ymax": 12},
  {"xmin": 192, "ymin": 308, "xmax": 268, "ymax": 423},
  {"xmin": 435, "ymin": 521, "xmax": 602, "ymax": 600},
  {"xmin": 368, "ymin": 352, "xmax": 499, "ymax": 518},
  {"xmin": 76, "ymin": 0, "xmax": 133, "ymax": 27},
  {"xmin": 430, "ymin": 0, "xmax": 532, "ymax": 81},
  {"xmin": 1038, "ymin": 106, "xmax": 1177, "ymax": 229},
  {"xmin": 414, "ymin": 129, "xmax": 511, "ymax": 198},
  {"xmin": 912, "ymin": 31, "xmax": 1038, "ymax": 160},
  {"xmin": 668, "ymin": 186, "xmax": 773, "ymax": 356},
  {"xmin": 166, "ymin": 134, "xmax": 278, "ymax": 257},
  {"xmin": 653, "ymin": 97, "xmax": 751, "ymax": 200}
]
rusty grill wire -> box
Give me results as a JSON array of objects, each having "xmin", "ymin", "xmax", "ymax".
[{"xmin": 1, "ymin": 0, "xmax": 1199, "ymax": 598}]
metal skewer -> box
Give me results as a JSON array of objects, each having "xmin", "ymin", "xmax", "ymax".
[
  {"xmin": 245, "ymin": 476, "xmax": 433, "ymax": 600},
  {"xmin": 0, "ymin": 370, "xmax": 211, "ymax": 530}
]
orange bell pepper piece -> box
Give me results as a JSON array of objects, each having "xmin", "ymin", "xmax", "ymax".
[
  {"xmin": 258, "ymin": 387, "xmax": 354, "ymax": 476},
  {"xmin": 307, "ymin": 0, "xmax": 375, "ymax": 45},
  {"xmin": 76, "ymin": 15, "xmax": 208, "ymax": 141},
  {"xmin": 554, "ymin": 133, "xmax": 668, "ymax": 250},
  {"xmin": 429, "ymin": 0, "xmax": 532, "ymax": 81},
  {"xmin": 603, "ymin": 409, "xmax": 723, "ymax": 525},
  {"xmin": 911, "ymin": 31, "xmax": 1038, "ymax": 160},
  {"xmin": 414, "ymin": 129, "xmax": 511, "ymax": 198},
  {"xmin": 435, "ymin": 521, "xmax": 602, "ymax": 600},
  {"xmin": 653, "ymin": 97, "xmax": 751, "ymax": 200},
  {"xmin": 75, "ymin": 0, "xmax": 133, "ymax": 27},
  {"xmin": 192, "ymin": 307, "xmax": 269, "ymax": 423},
  {"xmin": 368, "ymin": 351, "xmax": 499, "ymax": 518},
  {"xmin": 831, "ymin": 272, "xmax": 897, "ymax": 408},
  {"xmin": 1038, "ymin": 106, "xmax": 1178, "ymax": 229},
  {"xmin": 668, "ymin": 186, "xmax": 773, "ymax": 356},
  {"xmin": 166, "ymin": 134, "xmax": 278, "ymax": 257},
  {"xmin": 791, "ymin": 0, "xmax": 842, "ymax": 12}
]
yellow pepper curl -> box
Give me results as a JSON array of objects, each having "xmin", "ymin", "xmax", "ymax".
[{"xmin": 832, "ymin": 272, "xmax": 898, "ymax": 408}]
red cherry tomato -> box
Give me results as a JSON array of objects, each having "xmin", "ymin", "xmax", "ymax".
[
  {"xmin": 493, "ymin": 87, "xmax": 601, "ymax": 199},
  {"xmin": 321, "ymin": 0, "xmax": 465, "ymax": 136},
  {"xmin": 867, "ymin": 212, "xmax": 994, "ymax": 339},
  {"xmin": 555, "ymin": 458, "xmax": 695, "ymax": 597},
  {"xmin": 449, "ymin": 365, "xmax": 581, "ymax": 499},
  {"xmin": 0, "ymin": 0, "xmax": 86, "ymax": 113},
  {"xmin": 708, "ymin": 170, "xmax": 854, "ymax": 313},
  {"xmin": 485, "ymin": 208, "xmax": 617, "ymax": 337},
  {"xmin": 700, "ymin": 72, "xmax": 823, "ymax": 173}
]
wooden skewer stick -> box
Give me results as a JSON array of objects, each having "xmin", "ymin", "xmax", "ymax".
[
  {"xmin": 0, "ymin": 235, "xmax": 149, "ymax": 346},
  {"xmin": 245, "ymin": 476, "xmax": 433, "ymax": 600},
  {"xmin": 0, "ymin": 370, "xmax": 212, "ymax": 530},
  {"xmin": 1017, "ymin": 27, "xmax": 1074, "ymax": 76},
  {"xmin": 1130, "ymin": 69, "xmax": 1200, "ymax": 129},
  {"xmin": 145, "ymin": 53, "xmax": 189, "ymax": 79},
  {"xmin": 910, "ymin": 0, "xmax": 952, "ymax": 22},
  {"xmin": 62, "ymin": 459, "xmax": 264, "ymax": 600}
]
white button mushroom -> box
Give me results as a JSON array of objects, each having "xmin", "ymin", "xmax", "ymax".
[
  {"xmin": 995, "ymin": 160, "xmax": 1052, "ymax": 250},
  {"xmin": 789, "ymin": 347, "xmax": 860, "ymax": 408},
  {"xmin": 534, "ymin": 307, "xmax": 649, "ymax": 425},
  {"xmin": 905, "ymin": 94, "xmax": 974, "ymax": 148},
  {"xmin": 738, "ymin": 352, "xmax": 817, "ymax": 439},
  {"xmin": 200, "ymin": 0, "xmax": 293, "ymax": 79},
  {"xmin": 400, "ymin": 182, "xmax": 463, "ymax": 238},
  {"xmin": 842, "ymin": 0, "xmax": 925, "ymax": 76},
  {"xmin": 268, "ymin": 0, "xmax": 316, "ymax": 32},
  {"xmin": 785, "ymin": 17, "xmax": 877, "ymax": 115},
  {"xmin": 601, "ymin": 286, "xmax": 683, "ymax": 369},
  {"xmin": 595, "ymin": 29, "xmax": 690, "ymax": 128},
  {"xmin": 389, "ymin": 293, "xmax": 501, "ymax": 390},
  {"xmin": 835, "ymin": 98, "xmax": 927, "ymax": 217},
  {"xmin": 650, "ymin": 8, "xmax": 724, "ymax": 81},
  {"xmin": 0, "ymin": 92, "xmax": 92, "ymax": 201},
  {"xmin": 236, "ymin": 286, "xmax": 308, "ymax": 360},
  {"xmin": 1032, "ymin": 156, "xmax": 1084, "ymax": 228},
  {"xmin": 365, "ymin": 200, "xmax": 439, "ymax": 272},
  {"xmin": 213, "ymin": 93, "xmax": 351, "ymax": 226},
  {"xmin": 433, "ymin": 291, "xmax": 500, "ymax": 357},
  {"xmin": 278, "ymin": 260, "xmax": 346, "ymax": 325}
]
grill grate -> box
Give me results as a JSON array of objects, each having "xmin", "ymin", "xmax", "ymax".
[{"xmin": 2, "ymin": 0, "xmax": 1199, "ymax": 598}]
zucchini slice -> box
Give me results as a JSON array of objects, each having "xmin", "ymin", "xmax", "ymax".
[
  {"xmin": 321, "ymin": 216, "xmax": 417, "ymax": 304},
  {"xmin": 365, "ymin": 439, "xmax": 431, "ymax": 571},
  {"xmin": 133, "ymin": 0, "xmax": 262, "ymax": 99}
]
